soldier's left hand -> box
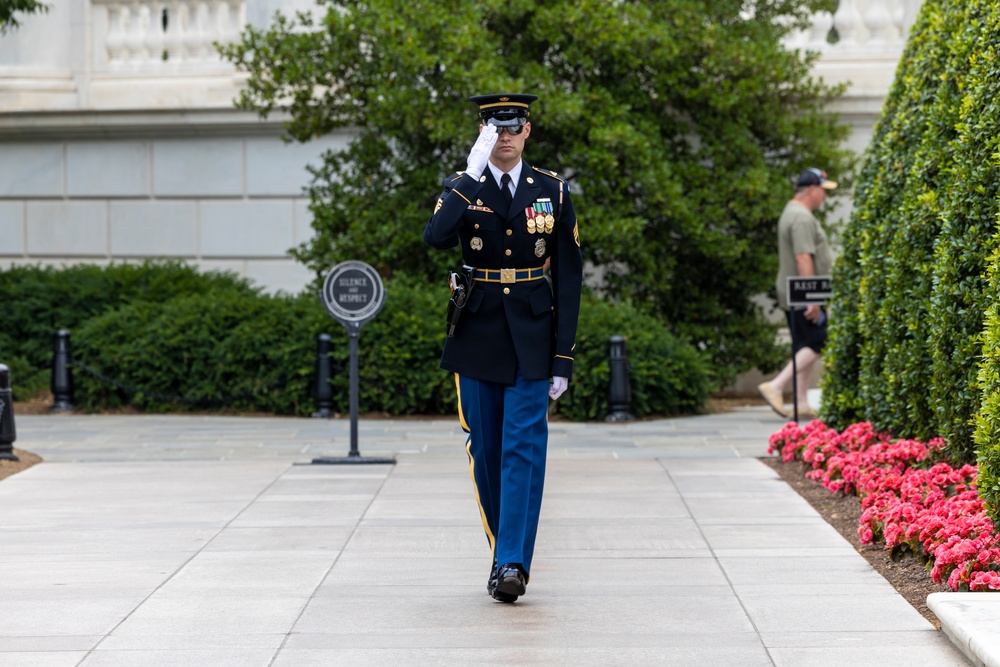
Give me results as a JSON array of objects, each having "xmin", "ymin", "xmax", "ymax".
[{"xmin": 549, "ymin": 376, "xmax": 568, "ymax": 400}]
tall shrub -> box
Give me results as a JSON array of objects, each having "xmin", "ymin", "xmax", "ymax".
[
  {"xmin": 820, "ymin": 74, "xmax": 910, "ymax": 428},
  {"xmin": 821, "ymin": 0, "xmax": 1000, "ymax": 521},
  {"xmin": 824, "ymin": 1, "xmax": 936, "ymax": 430},
  {"xmin": 931, "ymin": 13, "xmax": 1000, "ymax": 462},
  {"xmin": 871, "ymin": 0, "xmax": 978, "ymax": 442},
  {"xmin": 975, "ymin": 243, "xmax": 1000, "ymax": 519},
  {"xmin": 823, "ymin": 0, "xmax": 973, "ymax": 440}
]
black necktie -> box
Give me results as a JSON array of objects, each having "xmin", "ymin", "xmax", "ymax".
[{"xmin": 500, "ymin": 173, "xmax": 513, "ymax": 205}]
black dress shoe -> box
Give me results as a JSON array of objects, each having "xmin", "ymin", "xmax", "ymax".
[
  {"xmin": 495, "ymin": 563, "xmax": 526, "ymax": 598},
  {"xmin": 487, "ymin": 562, "xmax": 518, "ymax": 603}
]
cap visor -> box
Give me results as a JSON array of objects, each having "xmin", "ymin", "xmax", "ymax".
[
  {"xmin": 820, "ymin": 180, "xmax": 838, "ymax": 190},
  {"xmin": 486, "ymin": 117, "xmax": 524, "ymax": 127}
]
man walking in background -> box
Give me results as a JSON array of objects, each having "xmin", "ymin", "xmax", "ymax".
[{"xmin": 759, "ymin": 168, "xmax": 836, "ymax": 420}]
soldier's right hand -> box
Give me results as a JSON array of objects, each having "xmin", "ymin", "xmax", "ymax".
[{"xmin": 465, "ymin": 124, "xmax": 498, "ymax": 180}]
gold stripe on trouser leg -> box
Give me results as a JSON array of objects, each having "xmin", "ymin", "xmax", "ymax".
[
  {"xmin": 455, "ymin": 373, "xmax": 470, "ymax": 433},
  {"xmin": 466, "ymin": 437, "xmax": 496, "ymax": 554},
  {"xmin": 456, "ymin": 374, "xmax": 495, "ymax": 554}
]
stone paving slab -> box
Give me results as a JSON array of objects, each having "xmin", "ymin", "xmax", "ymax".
[{"xmin": 0, "ymin": 410, "xmax": 973, "ymax": 665}]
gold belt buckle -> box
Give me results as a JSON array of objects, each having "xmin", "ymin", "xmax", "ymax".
[{"xmin": 500, "ymin": 269, "xmax": 516, "ymax": 284}]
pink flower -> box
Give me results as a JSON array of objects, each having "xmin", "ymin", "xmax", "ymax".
[{"xmin": 768, "ymin": 419, "xmax": 1000, "ymax": 593}]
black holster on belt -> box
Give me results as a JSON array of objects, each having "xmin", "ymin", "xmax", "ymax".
[{"xmin": 446, "ymin": 265, "xmax": 475, "ymax": 337}]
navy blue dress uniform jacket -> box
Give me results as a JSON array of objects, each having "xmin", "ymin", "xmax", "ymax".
[{"xmin": 424, "ymin": 161, "xmax": 583, "ymax": 386}]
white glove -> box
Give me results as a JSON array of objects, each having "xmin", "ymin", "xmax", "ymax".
[
  {"xmin": 465, "ymin": 124, "xmax": 498, "ymax": 180},
  {"xmin": 549, "ymin": 376, "xmax": 568, "ymax": 401}
]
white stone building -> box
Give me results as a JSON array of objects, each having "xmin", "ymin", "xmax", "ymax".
[{"xmin": 0, "ymin": 0, "xmax": 922, "ymax": 295}]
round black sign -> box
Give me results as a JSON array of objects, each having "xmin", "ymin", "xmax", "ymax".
[{"xmin": 320, "ymin": 261, "xmax": 386, "ymax": 329}]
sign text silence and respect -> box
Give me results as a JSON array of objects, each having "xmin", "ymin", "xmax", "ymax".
[{"xmin": 321, "ymin": 261, "xmax": 386, "ymax": 329}]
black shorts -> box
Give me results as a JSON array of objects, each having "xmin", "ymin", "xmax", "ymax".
[{"xmin": 786, "ymin": 308, "xmax": 827, "ymax": 354}]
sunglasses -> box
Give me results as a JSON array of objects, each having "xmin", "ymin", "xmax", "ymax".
[{"xmin": 486, "ymin": 118, "xmax": 526, "ymax": 135}]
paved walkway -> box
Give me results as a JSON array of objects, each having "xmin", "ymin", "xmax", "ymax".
[{"xmin": 0, "ymin": 408, "xmax": 970, "ymax": 666}]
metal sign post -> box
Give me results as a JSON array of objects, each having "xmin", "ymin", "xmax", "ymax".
[
  {"xmin": 313, "ymin": 261, "xmax": 395, "ymax": 465},
  {"xmin": 786, "ymin": 275, "xmax": 832, "ymax": 423}
]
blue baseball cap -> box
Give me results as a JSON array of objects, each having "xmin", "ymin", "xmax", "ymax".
[{"xmin": 796, "ymin": 168, "xmax": 837, "ymax": 190}]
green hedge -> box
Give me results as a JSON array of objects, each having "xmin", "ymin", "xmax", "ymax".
[
  {"xmin": 968, "ymin": 4, "xmax": 1000, "ymax": 518},
  {"xmin": 975, "ymin": 245, "xmax": 1000, "ymax": 519},
  {"xmin": 64, "ymin": 275, "xmax": 456, "ymax": 417},
  {"xmin": 871, "ymin": 0, "xmax": 977, "ymax": 442},
  {"xmin": 552, "ymin": 293, "xmax": 712, "ymax": 421},
  {"xmin": 821, "ymin": 0, "xmax": 1000, "ymax": 519},
  {"xmin": 823, "ymin": 0, "xmax": 972, "ymax": 441},
  {"xmin": 821, "ymin": 3, "xmax": 937, "ymax": 431},
  {"xmin": 823, "ymin": 0, "xmax": 985, "ymax": 442},
  {"xmin": 933, "ymin": 32, "xmax": 1000, "ymax": 462},
  {"xmin": 72, "ymin": 290, "xmax": 322, "ymax": 414},
  {"xmin": 2, "ymin": 264, "xmax": 711, "ymax": 420},
  {"xmin": 0, "ymin": 261, "xmax": 257, "ymax": 397}
]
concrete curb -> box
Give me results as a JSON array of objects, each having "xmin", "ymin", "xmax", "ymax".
[{"xmin": 929, "ymin": 592, "xmax": 1000, "ymax": 667}]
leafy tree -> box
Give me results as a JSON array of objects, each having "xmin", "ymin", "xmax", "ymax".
[
  {"xmin": 0, "ymin": 0, "xmax": 47, "ymax": 34},
  {"xmin": 220, "ymin": 0, "xmax": 851, "ymax": 384}
]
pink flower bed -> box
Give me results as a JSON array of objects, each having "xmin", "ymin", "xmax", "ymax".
[{"xmin": 768, "ymin": 420, "xmax": 1000, "ymax": 592}]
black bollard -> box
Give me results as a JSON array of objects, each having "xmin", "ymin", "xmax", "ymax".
[
  {"xmin": 0, "ymin": 364, "xmax": 18, "ymax": 461},
  {"xmin": 606, "ymin": 335, "xmax": 634, "ymax": 422},
  {"xmin": 51, "ymin": 329, "xmax": 75, "ymax": 412},
  {"xmin": 311, "ymin": 333, "xmax": 335, "ymax": 418}
]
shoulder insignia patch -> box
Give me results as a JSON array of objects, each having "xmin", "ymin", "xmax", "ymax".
[{"xmin": 531, "ymin": 166, "xmax": 565, "ymax": 183}]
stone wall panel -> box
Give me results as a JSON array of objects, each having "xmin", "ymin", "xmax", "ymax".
[
  {"xmin": 245, "ymin": 135, "xmax": 348, "ymax": 197},
  {"xmin": 0, "ymin": 202, "xmax": 25, "ymax": 255},
  {"xmin": 68, "ymin": 141, "xmax": 151, "ymax": 197},
  {"xmin": 109, "ymin": 200, "xmax": 197, "ymax": 256},
  {"xmin": 199, "ymin": 200, "xmax": 294, "ymax": 258},
  {"xmin": 153, "ymin": 139, "xmax": 243, "ymax": 196},
  {"xmin": 26, "ymin": 201, "xmax": 108, "ymax": 256},
  {"xmin": 0, "ymin": 144, "xmax": 64, "ymax": 197}
]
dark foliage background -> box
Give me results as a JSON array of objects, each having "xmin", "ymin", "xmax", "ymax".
[{"xmin": 219, "ymin": 0, "xmax": 853, "ymax": 387}]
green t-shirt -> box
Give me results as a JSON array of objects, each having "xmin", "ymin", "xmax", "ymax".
[{"xmin": 775, "ymin": 200, "xmax": 833, "ymax": 309}]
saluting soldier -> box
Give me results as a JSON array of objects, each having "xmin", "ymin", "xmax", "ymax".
[{"xmin": 424, "ymin": 93, "xmax": 583, "ymax": 603}]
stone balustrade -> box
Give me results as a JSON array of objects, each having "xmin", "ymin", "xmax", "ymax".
[
  {"xmin": 0, "ymin": 0, "xmax": 924, "ymax": 115},
  {"xmin": 93, "ymin": 0, "xmax": 245, "ymax": 71},
  {"xmin": 787, "ymin": 0, "xmax": 922, "ymax": 55}
]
